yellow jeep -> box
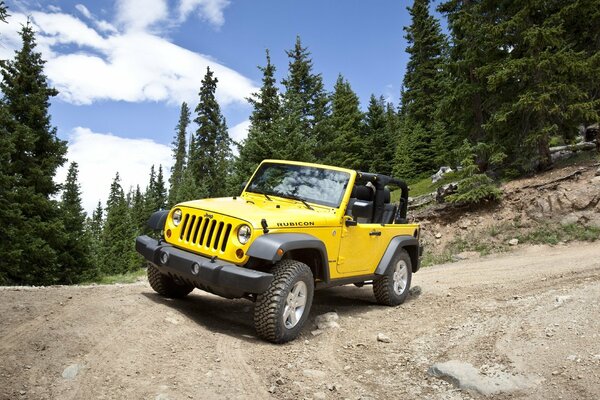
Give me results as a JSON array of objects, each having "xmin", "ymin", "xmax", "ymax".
[{"xmin": 136, "ymin": 159, "xmax": 422, "ymax": 343}]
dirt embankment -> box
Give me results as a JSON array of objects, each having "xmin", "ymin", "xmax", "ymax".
[
  {"xmin": 1, "ymin": 242, "xmax": 599, "ymax": 400},
  {"xmin": 414, "ymin": 162, "xmax": 600, "ymax": 262}
]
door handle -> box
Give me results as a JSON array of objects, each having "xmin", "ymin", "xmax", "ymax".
[{"xmin": 369, "ymin": 230, "xmax": 381, "ymax": 236}]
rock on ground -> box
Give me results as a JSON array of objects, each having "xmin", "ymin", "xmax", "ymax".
[
  {"xmin": 62, "ymin": 364, "xmax": 83, "ymax": 380},
  {"xmin": 428, "ymin": 360, "xmax": 534, "ymax": 396},
  {"xmin": 315, "ymin": 312, "xmax": 340, "ymax": 330}
]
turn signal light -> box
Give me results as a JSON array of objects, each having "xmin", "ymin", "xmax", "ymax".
[
  {"xmin": 236, "ymin": 249, "xmax": 244, "ymax": 259},
  {"xmin": 166, "ymin": 229, "xmax": 172, "ymax": 238}
]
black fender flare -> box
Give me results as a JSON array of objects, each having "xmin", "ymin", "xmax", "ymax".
[
  {"xmin": 375, "ymin": 235, "xmax": 421, "ymax": 275},
  {"xmin": 247, "ymin": 233, "xmax": 330, "ymax": 282},
  {"xmin": 147, "ymin": 210, "xmax": 169, "ymax": 230}
]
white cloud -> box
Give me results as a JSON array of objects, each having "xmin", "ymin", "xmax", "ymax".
[
  {"xmin": 0, "ymin": 7, "xmax": 256, "ymax": 107},
  {"xmin": 55, "ymin": 127, "xmax": 173, "ymax": 215},
  {"xmin": 229, "ymin": 119, "xmax": 250, "ymax": 143},
  {"xmin": 178, "ymin": 0, "xmax": 231, "ymax": 28},
  {"xmin": 75, "ymin": 4, "xmax": 92, "ymax": 19},
  {"xmin": 116, "ymin": 0, "xmax": 168, "ymax": 32}
]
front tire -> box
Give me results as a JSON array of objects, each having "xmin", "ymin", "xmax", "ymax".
[
  {"xmin": 147, "ymin": 264, "xmax": 194, "ymax": 298},
  {"xmin": 254, "ymin": 260, "xmax": 314, "ymax": 343},
  {"xmin": 373, "ymin": 250, "xmax": 412, "ymax": 306}
]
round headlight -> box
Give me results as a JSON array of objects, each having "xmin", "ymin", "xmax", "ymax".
[
  {"xmin": 237, "ymin": 225, "xmax": 251, "ymax": 244},
  {"xmin": 172, "ymin": 209, "xmax": 182, "ymax": 226}
]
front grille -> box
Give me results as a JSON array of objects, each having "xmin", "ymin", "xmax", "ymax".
[{"xmin": 178, "ymin": 212, "xmax": 232, "ymax": 253}]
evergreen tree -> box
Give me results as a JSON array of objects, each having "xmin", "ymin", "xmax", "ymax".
[
  {"xmin": 281, "ymin": 36, "xmax": 330, "ymax": 162},
  {"xmin": 130, "ymin": 185, "xmax": 145, "ymax": 232},
  {"xmin": 234, "ymin": 50, "xmax": 282, "ymax": 187},
  {"xmin": 365, "ymin": 95, "xmax": 394, "ymax": 176},
  {"xmin": 190, "ymin": 67, "xmax": 232, "ymax": 197},
  {"xmin": 0, "ymin": 22, "xmax": 68, "ymax": 285},
  {"xmin": 437, "ymin": 0, "xmax": 491, "ymax": 145},
  {"xmin": 397, "ymin": 0, "xmax": 447, "ymax": 177},
  {"xmin": 59, "ymin": 162, "xmax": 94, "ymax": 283},
  {"xmin": 86, "ymin": 201, "xmax": 104, "ymax": 273},
  {"xmin": 327, "ymin": 75, "xmax": 364, "ymax": 169},
  {"xmin": 482, "ymin": 0, "xmax": 599, "ymax": 171},
  {"xmin": 101, "ymin": 173, "xmax": 137, "ymax": 274},
  {"xmin": 169, "ymin": 102, "xmax": 190, "ymax": 206},
  {"xmin": 155, "ymin": 165, "xmax": 167, "ymax": 209},
  {"xmin": 0, "ymin": 2, "xmax": 6, "ymax": 20}
]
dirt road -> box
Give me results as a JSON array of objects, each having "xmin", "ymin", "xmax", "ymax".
[{"xmin": 1, "ymin": 242, "xmax": 599, "ymax": 400}]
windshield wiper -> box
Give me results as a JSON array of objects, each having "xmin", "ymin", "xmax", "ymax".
[
  {"xmin": 283, "ymin": 194, "xmax": 314, "ymax": 210},
  {"xmin": 249, "ymin": 190, "xmax": 272, "ymax": 201}
]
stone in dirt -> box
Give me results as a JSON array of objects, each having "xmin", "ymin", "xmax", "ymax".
[
  {"xmin": 409, "ymin": 286, "xmax": 422, "ymax": 297},
  {"xmin": 508, "ymin": 238, "xmax": 519, "ymax": 246},
  {"xmin": 377, "ymin": 333, "xmax": 391, "ymax": 343},
  {"xmin": 62, "ymin": 364, "xmax": 83, "ymax": 380},
  {"xmin": 302, "ymin": 369, "xmax": 327, "ymax": 379},
  {"xmin": 560, "ymin": 215, "xmax": 579, "ymax": 226},
  {"xmin": 595, "ymin": 167, "xmax": 600, "ymax": 176},
  {"xmin": 315, "ymin": 312, "xmax": 340, "ymax": 330},
  {"xmin": 428, "ymin": 360, "xmax": 534, "ymax": 395}
]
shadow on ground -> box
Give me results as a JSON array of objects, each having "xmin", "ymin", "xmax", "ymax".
[{"xmin": 143, "ymin": 283, "xmax": 420, "ymax": 342}]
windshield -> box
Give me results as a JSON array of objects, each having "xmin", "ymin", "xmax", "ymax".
[{"xmin": 246, "ymin": 163, "xmax": 350, "ymax": 208}]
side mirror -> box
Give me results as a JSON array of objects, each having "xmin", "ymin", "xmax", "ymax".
[{"xmin": 351, "ymin": 200, "xmax": 372, "ymax": 219}]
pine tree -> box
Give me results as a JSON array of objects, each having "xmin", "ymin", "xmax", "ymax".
[
  {"xmin": 169, "ymin": 102, "xmax": 190, "ymax": 206},
  {"xmin": 155, "ymin": 165, "xmax": 167, "ymax": 209},
  {"xmin": 398, "ymin": 0, "xmax": 448, "ymax": 177},
  {"xmin": 130, "ymin": 185, "xmax": 145, "ymax": 232},
  {"xmin": 437, "ymin": 0, "xmax": 490, "ymax": 145},
  {"xmin": 86, "ymin": 201, "xmax": 104, "ymax": 273},
  {"xmin": 0, "ymin": 2, "xmax": 7, "ymax": 25},
  {"xmin": 190, "ymin": 67, "xmax": 232, "ymax": 197},
  {"xmin": 327, "ymin": 75, "xmax": 364, "ymax": 168},
  {"xmin": 482, "ymin": 0, "xmax": 599, "ymax": 171},
  {"xmin": 281, "ymin": 36, "xmax": 330, "ymax": 162},
  {"xmin": 365, "ymin": 95, "xmax": 394, "ymax": 176},
  {"xmin": 59, "ymin": 162, "xmax": 94, "ymax": 283},
  {"xmin": 234, "ymin": 50, "xmax": 282, "ymax": 187},
  {"xmin": 101, "ymin": 173, "xmax": 137, "ymax": 274},
  {"xmin": 0, "ymin": 22, "xmax": 68, "ymax": 285}
]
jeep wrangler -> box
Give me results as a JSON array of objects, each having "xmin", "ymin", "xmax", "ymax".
[{"xmin": 136, "ymin": 159, "xmax": 422, "ymax": 343}]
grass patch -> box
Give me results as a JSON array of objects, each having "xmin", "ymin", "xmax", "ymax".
[
  {"xmin": 422, "ymin": 221, "xmax": 600, "ymax": 268},
  {"xmin": 553, "ymin": 150, "xmax": 599, "ymax": 169},
  {"xmin": 83, "ymin": 269, "xmax": 146, "ymax": 285},
  {"xmin": 518, "ymin": 223, "xmax": 600, "ymax": 245},
  {"xmin": 391, "ymin": 172, "xmax": 458, "ymax": 202}
]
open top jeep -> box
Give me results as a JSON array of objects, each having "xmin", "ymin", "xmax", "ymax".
[{"xmin": 136, "ymin": 159, "xmax": 422, "ymax": 343}]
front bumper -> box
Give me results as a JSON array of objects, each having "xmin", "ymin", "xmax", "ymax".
[{"xmin": 135, "ymin": 235, "xmax": 273, "ymax": 298}]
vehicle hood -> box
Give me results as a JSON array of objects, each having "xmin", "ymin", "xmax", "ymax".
[{"xmin": 178, "ymin": 196, "xmax": 340, "ymax": 228}]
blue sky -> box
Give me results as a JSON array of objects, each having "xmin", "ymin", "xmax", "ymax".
[{"xmin": 0, "ymin": 0, "xmax": 441, "ymax": 213}]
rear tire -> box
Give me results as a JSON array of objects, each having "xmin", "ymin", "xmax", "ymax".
[
  {"xmin": 373, "ymin": 249, "xmax": 412, "ymax": 306},
  {"xmin": 147, "ymin": 264, "xmax": 194, "ymax": 298},
  {"xmin": 254, "ymin": 260, "xmax": 314, "ymax": 343}
]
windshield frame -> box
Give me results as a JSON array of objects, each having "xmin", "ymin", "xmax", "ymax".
[{"xmin": 245, "ymin": 162, "xmax": 352, "ymax": 208}]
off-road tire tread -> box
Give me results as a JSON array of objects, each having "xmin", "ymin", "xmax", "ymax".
[
  {"xmin": 147, "ymin": 264, "xmax": 194, "ymax": 298},
  {"xmin": 373, "ymin": 250, "xmax": 411, "ymax": 306},
  {"xmin": 254, "ymin": 259, "xmax": 313, "ymax": 343}
]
